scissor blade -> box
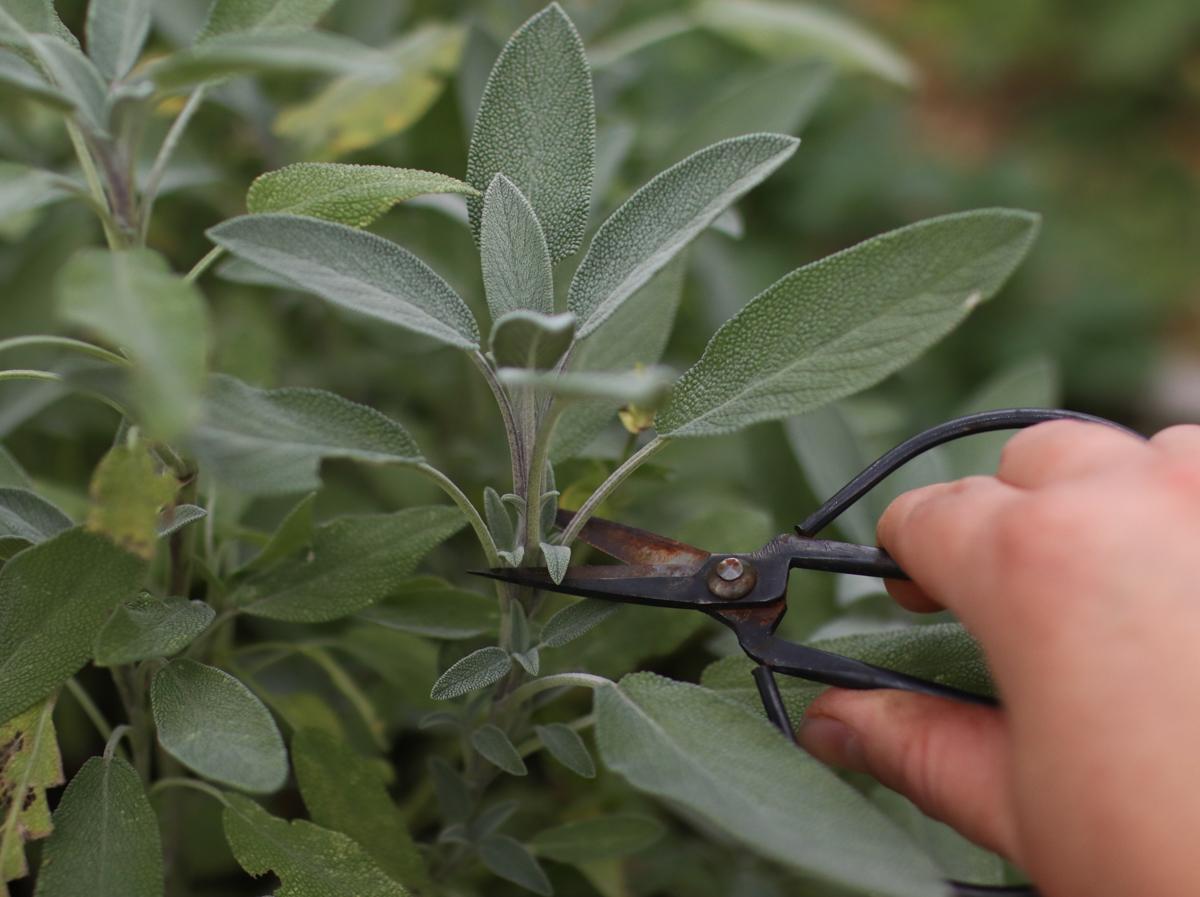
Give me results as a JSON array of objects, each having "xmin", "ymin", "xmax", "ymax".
[
  {"xmin": 472, "ymin": 563, "xmax": 714, "ymax": 609},
  {"xmin": 555, "ymin": 509, "xmax": 709, "ymax": 566}
]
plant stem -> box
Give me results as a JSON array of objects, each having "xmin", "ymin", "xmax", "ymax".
[
  {"xmin": 139, "ymin": 86, "xmax": 206, "ymax": 244},
  {"xmin": 66, "ymin": 123, "xmax": 122, "ymax": 249},
  {"xmin": 103, "ymin": 724, "xmax": 131, "ymax": 760},
  {"xmin": 0, "ymin": 335, "xmax": 130, "ymax": 367},
  {"xmin": 416, "ymin": 462, "xmax": 501, "ymax": 567},
  {"xmin": 148, "ymin": 777, "xmax": 230, "ymax": 806},
  {"xmin": 521, "ymin": 401, "xmax": 566, "ymax": 556},
  {"xmin": 505, "ymin": 673, "xmax": 611, "ymax": 707},
  {"xmin": 0, "ymin": 368, "xmax": 63, "ymax": 385},
  {"xmin": 184, "ymin": 245, "xmax": 223, "ymax": 284},
  {"xmin": 557, "ymin": 435, "xmax": 669, "ymax": 547},
  {"xmin": 469, "ymin": 351, "xmax": 525, "ymax": 495}
]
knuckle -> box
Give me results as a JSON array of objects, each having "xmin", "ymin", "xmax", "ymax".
[{"xmin": 897, "ymin": 723, "xmax": 950, "ymax": 819}]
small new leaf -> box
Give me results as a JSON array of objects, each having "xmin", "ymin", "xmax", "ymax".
[
  {"xmin": 483, "ymin": 487, "xmax": 515, "ymax": 552},
  {"xmin": 471, "ymin": 725, "xmax": 527, "ymax": 776},
  {"xmin": 93, "ymin": 595, "xmax": 215, "ymax": 666},
  {"xmin": 534, "ymin": 724, "xmax": 595, "ymax": 778},
  {"xmin": 478, "ymin": 835, "xmax": 552, "ymax": 897},
  {"xmin": 540, "ymin": 542, "xmax": 570, "ymax": 585},
  {"xmin": 430, "ymin": 646, "xmax": 512, "ymax": 700},
  {"xmin": 489, "ymin": 311, "xmax": 575, "ymax": 371},
  {"xmin": 538, "ymin": 599, "xmax": 618, "ymax": 648},
  {"xmin": 480, "ymin": 175, "xmax": 554, "ymax": 319}
]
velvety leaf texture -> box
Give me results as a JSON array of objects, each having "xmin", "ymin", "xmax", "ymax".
[
  {"xmin": 0, "ymin": 528, "xmax": 144, "ymax": 722},
  {"xmin": 534, "ymin": 723, "xmax": 595, "ymax": 777},
  {"xmin": 84, "ymin": 0, "xmax": 151, "ymax": 80},
  {"xmin": 480, "ymin": 174, "xmax": 554, "ymax": 318},
  {"xmin": 489, "ymin": 310, "xmax": 575, "ymax": 370},
  {"xmin": 200, "ymin": 0, "xmax": 337, "ymax": 39},
  {"xmin": 430, "ymin": 646, "xmax": 512, "ymax": 700},
  {"xmin": 28, "ymin": 36, "xmax": 108, "ymax": 136},
  {"xmin": 0, "ymin": 699, "xmax": 61, "ymax": 883},
  {"xmin": 0, "ymin": 487, "xmax": 72, "ymax": 551},
  {"xmin": 471, "ymin": 725, "xmax": 527, "ymax": 776},
  {"xmin": 0, "ymin": 0, "xmax": 78, "ymax": 48},
  {"xmin": 466, "ymin": 3, "xmax": 595, "ymax": 261},
  {"xmin": 93, "ymin": 595, "xmax": 215, "ymax": 666},
  {"xmin": 657, "ymin": 210, "xmax": 1040, "ymax": 437},
  {"xmin": 568, "ymin": 133, "xmax": 798, "ymax": 338},
  {"xmin": 33, "ymin": 757, "xmax": 162, "ymax": 897},
  {"xmin": 595, "ymin": 673, "xmax": 945, "ymax": 896},
  {"xmin": 478, "ymin": 835, "xmax": 551, "ymax": 896},
  {"xmin": 0, "ymin": 51, "xmax": 74, "ymax": 112},
  {"xmin": 530, "ymin": 814, "xmax": 661, "ymax": 863},
  {"xmin": 222, "ymin": 794, "xmax": 410, "ymax": 897},
  {"xmin": 151, "ymin": 659, "xmax": 287, "ymax": 794},
  {"xmin": 207, "ymin": 214, "xmax": 480, "ymax": 349},
  {"xmin": 190, "ymin": 374, "xmax": 424, "ymax": 496},
  {"xmin": 231, "ymin": 506, "xmax": 465, "ymax": 622},
  {"xmin": 247, "ymin": 162, "xmax": 477, "ymax": 228},
  {"xmin": 538, "ymin": 598, "xmax": 619, "ymax": 648}
]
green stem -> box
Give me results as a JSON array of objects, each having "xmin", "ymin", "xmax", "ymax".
[
  {"xmin": 0, "ymin": 368, "xmax": 131, "ymax": 418},
  {"xmin": 416, "ymin": 462, "xmax": 501, "ymax": 567},
  {"xmin": 0, "ymin": 335, "xmax": 130, "ymax": 367},
  {"xmin": 139, "ymin": 86, "xmax": 206, "ymax": 244},
  {"xmin": 184, "ymin": 245, "xmax": 223, "ymax": 284},
  {"xmin": 556, "ymin": 435, "xmax": 669, "ymax": 547},
  {"xmin": 469, "ymin": 351, "xmax": 525, "ymax": 495},
  {"xmin": 522, "ymin": 400, "xmax": 567, "ymax": 557},
  {"xmin": 103, "ymin": 724, "xmax": 131, "ymax": 760},
  {"xmin": 505, "ymin": 673, "xmax": 611, "ymax": 708},
  {"xmin": 148, "ymin": 777, "xmax": 229, "ymax": 806},
  {"xmin": 66, "ymin": 122, "xmax": 122, "ymax": 249}
]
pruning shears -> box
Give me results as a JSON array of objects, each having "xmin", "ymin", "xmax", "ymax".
[{"xmin": 478, "ymin": 407, "xmax": 1133, "ymax": 897}]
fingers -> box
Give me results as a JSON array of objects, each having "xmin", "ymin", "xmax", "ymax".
[
  {"xmin": 798, "ymin": 688, "xmax": 1020, "ymax": 862},
  {"xmin": 996, "ymin": 420, "xmax": 1147, "ymax": 489},
  {"xmin": 1151, "ymin": 424, "xmax": 1200, "ymax": 459}
]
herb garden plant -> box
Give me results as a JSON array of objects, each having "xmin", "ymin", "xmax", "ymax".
[{"xmin": 0, "ymin": 1, "xmax": 1044, "ymax": 895}]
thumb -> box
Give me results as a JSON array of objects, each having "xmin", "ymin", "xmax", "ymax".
[{"xmin": 798, "ymin": 688, "xmax": 1021, "ymax": 863}]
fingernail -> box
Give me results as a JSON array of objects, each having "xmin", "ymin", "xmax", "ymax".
[{"xmin": 797, "ymin": 716, "xmax": 867, "ymax": 773}]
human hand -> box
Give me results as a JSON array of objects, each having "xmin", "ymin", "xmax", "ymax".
[{"xmin": 796, "ymin": 421, "xmax": 1200, "ymax": 897}]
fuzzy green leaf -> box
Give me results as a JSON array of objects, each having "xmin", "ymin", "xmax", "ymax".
[
  {"xmin": 33, "ymin": 756, "xmax": 162, "ymax": 897},
  {"xmin": 0, "ymin": 699, "xmax": 61, "ymax": 884},
  {"xmin": 596, "ymin": 673, "xmax": 945, "ymax": 896},
  {"xmin": 155, "ymin": 504, "xmax": 206, "ymax": 539},
  {"xmin": 239, "ymin": 492, "xmax": 315, "ymax": 573},
  {"xmin": 480, "ymin": 175, "xmax": 554, "ymax": 319},
  {"xmin": 538, "ymin": 598, "xmax": 619, "ymax": 648},
  {"xmin": 190, "ymin": 374, "xmax": 423, "ymax": 496},
  {"xmin": 483, "ymin": 487, "xmax": 515, "ymax": 552},
  {"xmin": 0, "ymin": 162, "xmax": 71, "ymax": 223},
  {"xmin": 57, "ymin": 248, "xmax": 208, "ymax": 440},
  {"xmin": 86, "ymin": 439, "xmax": 177, "ymax": 561},
  {"xmin": 490, "ymin": 311, "xmax": 575, "ymax": 370},
  {"xmin": 471, "ymin": 725, "xmax": 527, "ymax": 776},
  {"xmin": 27, "ymin": 35, "xmax": 107, "ymax": 135},
  {"xmin": 0, "ymin": 529, "xmax": 144, "ymax": 722},
  {"xmin": 222, "ymin": 793, "xmax": 410, "ymax": 897},
  {"xmin": 657, "ymin": 210, "xmax": 1041, "ymax": 438},
  {"xmin": 93, "ymin": 595, "xmax": 215, "ymax": 666},
  {"xmin": 292, "ymin": 728, "xmax": 428, "ymax": 891},
  {"xmin": 356, "ymin": 575, "xmax": 499, "ymax": 640},
  {"xmin": 478, "ymin": 835, "xmax": 551, "ymax": 896},
  {"xmin": 568, "ymin": 134, "xmax": 798, "ymax": 339},
  {"xmin": 696, "ymin": 0, "xmax": 915, "ymax": 87},
  {"xmin": 151, "ymin": 659, "xmax": 287, "ymax": 794},
  {"xmin": 430, "ymin": 646, "xmax": 512, "ymax": 700},
  {"xmin": 0, "ymin": 487, "xmax": 71, "ymax": 554},
  {"xmin": 0, "ymin": 51, "xmax": 73, "ymax": 111},
  {"xmin": 85, "ymin": 0, "xmax": 150, "ymax": 80},
  {"xmin": 500, "ymin": 367, "xmax": 673, "ymax": 407},
  {"xmin": 207, "ymin": 214, "xmax": 480, "ymax": 349},
  {"xmin": 0, "ymin": 0, "xmax": 77, "ymax": 49},
  {"xmin": 530, "ymin": 814, "xmax": 661, "ymax": 863},
  {"xmin": 466, "ymin": 3, "xmax": 595, "ymax": 261},
  {"xmin": 534, "ymin": 724, "xmax": 594, "ymax": 778},
  {"xmin": 246, "ymin": 162, "xmax": 476, "ymax": 228},
  {"xmin": 539, "ymin": 542, "xmax": 571, "ymax": 585},
  {"xmin": 200, "ymin": 0, "xmax": 337, "ymax": 39},
  {"xmin": 231, "ymin": 507, "xmax": 464, "ymax": 622}
]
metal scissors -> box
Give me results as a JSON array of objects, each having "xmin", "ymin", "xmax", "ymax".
[{"xmin": 479, "ymin": 408, "xmax": 1133, "ymax": 897}]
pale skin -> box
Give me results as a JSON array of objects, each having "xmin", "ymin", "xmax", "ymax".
[{"xmin": 795, "ymin": 421, "xmax": 1200, "ymax": 897}]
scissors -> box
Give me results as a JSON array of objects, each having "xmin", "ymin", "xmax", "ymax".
[{"xmin": 478, "ymin": 407, "xmax": 1134, "ymax": 897}]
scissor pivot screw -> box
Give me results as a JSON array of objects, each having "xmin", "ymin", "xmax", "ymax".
[{"xmin": 708, "ymin": 557, "xmax": 756, "ymax": 599}]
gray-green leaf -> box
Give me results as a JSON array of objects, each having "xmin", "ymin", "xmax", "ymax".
[
  {"xmin": 33, "ymin": 756, "xmax": 162, "ymax": 897},
  {"xmin": 239, "ymin": 492, "xmax": 314, "ymax": 572},
  {"xmin": 466, "ymin": 3, "xmax": 595, "ymax": 261},
  {"xmin": 539, "ymin": 542, "xmax": 570, "ymax": 585},
  {"xmin": 0, "ymin": 528, "xmax": 144, "ymax": 722},
  {"xmin": 538, "ymin": 598, "xmax": 618, "ymax": 648},
  {"xmin": 151, "ymin": 659, "xmax": 287, "ymax": 794},
  {"xmin": 246, "ymin": 162, "xmax": 477, "ymax": 228},
  {"xmin": 490, "ymin": 310, "xmax": 574, "ymax": 370},
  {"xmin": 57, "ymin": 248, "xmax": 207, "ymax": 440},
  {"xmin": 568, "ymin": 133, "xmax": 799, "ymax": 339},
  {"xmin": 0, "ymin": 50, "xmax": 74, "ymax": 112},
  {"xmin": 480, "ymin": 174, "xmax": 554, "ymax": 318},
  {"xmin": 478, "ymin": 835, "xmax": 551, "ymax": 897},
  {"xmin": 596, "ymin": 673, "xmax": 944, "ymax": 896},
  {"xmin": 231, "ymin": 507, "xmax": 465, "ymax": 622},
  {"xmin": 356, "ymin": 575, "xmax": 499, "ymax": 639},
  {"xmin": 0, "ymin": 0, "xmax": 77, "ymax": 49},
  {"xmin": 28, "ymin": 35, "xmax": 108, "ymax": 135},
  {"xmin": 657, "ymin": 210, "xmax": 1040, "ymax": 438},
  {"xmin": 500, "ymin": 366, "xmax": 673, "ymax": 407},
  {"xmin": 471, "ymin": 724, "xmax": 527, "ymax": 776},
  {"xmin": 190, "ymin": 374, "xmax": 423, "ymax": 496},
  {"xmin": 156, "ymin": 503, "xmax": 206, "ymax": 539},
  {"xmin": 430, "ymin": 646, "xmax": 512, "ymax": 700},
  {"xmin": 534, "ymin": 723, "xmax": 594, "ymax": 778},
  {"xmin": 207, "ymin": 214, "xmax": 480, "ymax": 350},
  {"xmin": 530, "ymin": 814, "xmax": 661, "ymax": 864},
  {"xmin": 85, "ymin": 0, "xmax": 150, "ymax": 80},
  {"xmin": 0, "ymin": 487, "xmax": 72, "ymax": 554},
  {"xmin": 222, "ymin": 793, "xmax": 410, "ymax": 897},
  {"xmin": 93, "ymin": 595, "xmax": 215, "ymax": 666},
  {"xmin": 200, "ymin": 0, "xmax": 338, "ymax": 39},
  {"xmin": 483, "ymin": 486, "xmax": 515, "ymax": 551}
]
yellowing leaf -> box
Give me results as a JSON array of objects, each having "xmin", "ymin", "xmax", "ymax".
[
  {"xmin": 0, "ymin": 698, "xmax": 62, "ymax": 885},
  {"xmin": 86, "ymin": 439, "xmax": 177, "ymax": 561}
]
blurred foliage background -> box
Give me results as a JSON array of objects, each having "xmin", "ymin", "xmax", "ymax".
[{"xmin": 1, "ymin": 1, "xmax": 1197, "ymax": 894}]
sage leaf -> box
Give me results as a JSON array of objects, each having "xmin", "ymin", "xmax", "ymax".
[
  {"xmin": 534, "ymin": 724, "xmax": 594, "ymax": 778},
  {"xmin": 539, "ymin": 541, "xmax": 570, "ymax": 585},
  {"xmin": 430, "ymin": 646, "xmax": 512, "ymax": 700},
  {"xmin": 500, "ymin": 367, "xmax": 673, "ymax": 407},
  {"xmin": 231, "ymin": 506, "xmax": 465, "ymax": 622},
  {"xmin": 483, "ymin": 486, "xmax": 515, "ymax": 552},
  {"xmin": 466, "ymin": 3, "xmax": 595, "ymax": 261},
  {"xmin": 657, "ymin": 210, "xmax": 1041, "ymax": 438},
  {"xmin": 274, "ymin": 24, "xmax": 462, "ymax": 158},
  {"xmin": 480, "ymin": 175, "xmax": 554, "ymax": 318},
  {"xmin": 57, "ymin": 248, "xmax": 208, "ymax": 440},
  {"xmin": 151, "ymin": 659, "xmax": 287, "ymax": 794},
  {"xmin": 568, "ymin": 133, "xmax": 798, "ymax": 339},
  {"xmin": 596, "ymin": 673, "xmax": 944, "ymax": 896},
  {"xmin": 696, "ymin": 0, "xmax": 915, "ymax": 87},
  {"xmin": 200, "ymin": 0, "xmax": 338, "ymax": 39},
  {"xmin": 0, "ymin": 446, "xmax": 29, "ymax": 489},
  {"xmin": 513, "ymin": 647, "xmax": 540, "ymax": 676},
  {"xmin": 207, "ymin": 214, "xmax": 480, "ymax": 350},
  {"xmin": 86, "ymin": 439, "xmax": 177, "ymax": 561},
  {"xmin": 0, "ymin": 51, "xmax": 74, "ymax": 112},
  {"xmin": 0, "ymin": 529, "xmax": 144, "ymax": 722},
  {"xmin": 93, "ymin": 595, "xmax": 215, "ymax": 666},
  {"xmin": 246, "ymin": 162, "xmax": 476, "ymax": 228},
  {"xmin": 489, "ymin": 310, "xmax": 574, "ymax": 370},
  {"xmin": 356, "ymin": 575, "xmax": 499, "ymax": 639},
  {"xmin": 222, "ymin": 793, "xmax": 410, "ymax": 897},
  {"xmin": 0, "ymin": 699, "xmax": 61, "ymax": 884},
  {"xmin": 429, "ymin": 757, "xmax": 473, "ymax": 822},
  {"xmin": 190, "ymin": 374, "xmax": 424, "ymax": 496},
  {"xmin": 292, "ymin": 728, "xmax": 429, "ymax": 891},
  {"xmin": 239, "ymin": 492, "xmax": 314, "ymax": 572},
  {"xmin": 538, "ymin": 598, "xmax": 618, "ymax": 648},
  {"xmin": 530, "ymin": 814, "xmax": 661, "ymax": 863},
  {"xmin": 0, "ymin": 0, "xmax": 77, "ymax": 49},
  {"xmin": 478, "ymin": 835, "xmax": 551, "ymax": 897},
  {"xmin": 0, "ymin": 486, "xmax": 71, "ymax": 554},
  {"xmin": 0, "ymin": 162, "xmax": 71, "ymax": 222},
  {"xmin": 33, "ymin": 756, "xmax": 162, "ymax": 897},
  {"xmin": 28, "ymin": 36, "xmax": 108, "ymax": 136},
  {"xmin": 156, "ymin": 503, "xmax": 206, "ymax": 539},
  {"xmin": 471, "ymin": 725, "xmax": 527, "ymax": 776},
  {"xmin": 85, "ymin": 0, "xmax": 150, "ymax": 80}
]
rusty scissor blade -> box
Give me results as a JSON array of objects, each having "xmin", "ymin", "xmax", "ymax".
[
  {"xmin": 472, "ymin": 563, "xmax": 719, "ymax": 610},
  {"xmin": 554, "ymin": 508, "xmax": 709, "ymax": 567}
]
